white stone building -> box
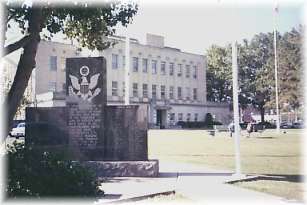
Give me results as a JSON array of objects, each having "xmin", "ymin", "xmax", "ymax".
[{"xmin": 3, "ymin": 34, "xmax": 231, "ymax": 127}]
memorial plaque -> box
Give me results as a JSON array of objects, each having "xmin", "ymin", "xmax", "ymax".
[{"xmin": 66, "ymin": 57, "xmax": 106, "ymax": 160}]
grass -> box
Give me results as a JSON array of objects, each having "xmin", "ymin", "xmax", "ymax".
[{"xmin": 148, "ymin": 129, "xmax": 305, "ymax": 201}]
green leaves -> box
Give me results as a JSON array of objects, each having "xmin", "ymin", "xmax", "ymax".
[
  {"xmin": 206, "ymin": 26, "xmax": 303, "ymax": 118},
  {"xmin": 6, "ymin": 1, "xmax": 138, "ymax": 51}
]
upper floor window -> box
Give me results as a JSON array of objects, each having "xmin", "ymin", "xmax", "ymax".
[
  {"xmin": 112, "ymin": 54, "xmax": 119, "ymax": 69},
  {"xmin": 50, "ymin": 56, "xmax": 57, "ymax": 71},
  {"xmin": 133, "ymin": 83, "xmax": 138, "ymax": 97},
  {"xmin": 161, "ymin": 85, "xmax": 166, "ymax": 99},
  {"xmin": 143, "ymin": 84, "xmax": 148, "ymax": 98},
  {"xmin": 142, "ymin": 58, "xmax": 148, "ymax": 73},
  {"xmin": 112, "ymin": 81, "xmax": 118, "ymax": 96},
  {"xmin": 152, "ymin": 60, "xmax": 157, "ymax": 74},
  {"xmin": 169, "ymin": 86, "xmax": 174, "ymax": 99},
  {"xmin": 186, "ymin": 87, "xmax": 191, "ymax": 100},
  {"xmin": 133, "ymin": 57, "xmax": 139, "ymax": 72},
  {"xmin": 152, "ymin": 84, "xmax": 157, "ymax": 99},
  {"xmin": 177, "ymin": 87, "xmax": 182, "ymax": 99},
  {"xmin": 193, "ymin": 65, "xmax": 198, "ymax": 79},
  {"xmin": 169, "ymin": 63, "xmax": 174, "ymax": 76},
  {"xmin": 193, "ymin": 88, "xmax": 198, "ymax": 100},
  {"xmin": 177, "ymin": 64, "xmax": 182, "ymax": 77},
  {"xmin": 185, "ymin": 65, "xmax": 190, "ymax": 78},
  {"xmin": 161, "ymin": 61, "xmax": 166, "ymax": 75}
]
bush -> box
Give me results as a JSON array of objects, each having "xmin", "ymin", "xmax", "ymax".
[{"xmin": 6, "ymin": 141, "xmax": 103, "ymax": 198}]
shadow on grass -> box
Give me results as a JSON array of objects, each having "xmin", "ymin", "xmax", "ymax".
[
  {"xmin": 254, "ymin": 137, "xmax": 276, "ymax": 139},
  {"xmin": 228, "ymin": 174, "xmax": 304, "ymax": 184}
]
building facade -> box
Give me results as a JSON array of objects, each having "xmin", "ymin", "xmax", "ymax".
[{"xmin": 4, "ymin": 34, "xmax": 231, "ymax": 127}]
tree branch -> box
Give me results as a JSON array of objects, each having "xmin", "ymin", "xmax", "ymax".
[{"xmin": 2, "ymin": 35, "xmax": 32, "ymax": 57}]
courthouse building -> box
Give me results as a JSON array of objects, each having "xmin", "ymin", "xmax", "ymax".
[{"xmin": 3, "ymin": 34, "xmax": 231, "ymax": 127}]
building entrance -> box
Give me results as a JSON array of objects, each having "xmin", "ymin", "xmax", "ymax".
[{"xmin": 156, "ymin": 109, "xmax": 167, "ymax": 129}]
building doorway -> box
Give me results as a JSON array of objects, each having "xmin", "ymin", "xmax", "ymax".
[{"xmin": 156, "ymin": 109, "xmax": 167, "ymax": 129}]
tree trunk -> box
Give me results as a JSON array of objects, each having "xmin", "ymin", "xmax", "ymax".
[
  {"xmin": 260, "ymin": 106, "xmax": 265, "ymax": 123},
  {"xmin": 4, "ymin": 7, "xmax": 43, "ymax": 139}
]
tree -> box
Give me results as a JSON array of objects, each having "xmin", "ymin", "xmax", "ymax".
[
  {"xmin": 206, "ymin": 44, "xmax": 232, "ymax": 102},
  {"xmin": 2, "ymin": 1, "xmax": 138, "ymax": 139}
]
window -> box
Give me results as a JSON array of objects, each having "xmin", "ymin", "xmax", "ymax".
[
  {"xmin": 178, "ymin": 113, "xmax": 183, "ymax": 121},
  {"xmin": 169, "ymin": 63, "xmax": 174, "ymax": 76},
  {"xmin": 152, "ymin": 60, "xmax": 157, "ymax": 74},
  {"xmin": 161, "ymin": 85, "xmax": 166, "ymax": 99},
  {"xmin": 133, "ymin": 83, "xmax": 138, "ymax": 97},
  {"xmin": 112, "ymin": 81, "xmax": 118, "ymax": 96},
  {"xmin": 50, "ymin": 56, "xmax": 57, "ymax": 71},
  {"xmin": 187, "ymin": 113, "xmax": 191, "ymax": 122},
  {"xmin": 169, "ymin": 86, "xmax": 174, "ymax": 99},
  {"xmin": 112, "ymin": 54, "xmax": 119, "ymax": 69},
  {"xmin": 177, "ymin": 64, "xmax": 182, "ymax": 76},
  {"xmin": 177, "ymin": 87, "xmax": 182, "ymax": 99},
  {"xmin": 142, "ymin": 58, "xmax": 148, "ymax": 73},
  {"xmin": 152, "ymin": 84, "xmax": 157, "ymax": 99},
  {"xmin": 48, "ymin": 82, "xmax": 56, "ymax": 92},
  {"xmin": 170, "ymin": 113, "xmax": 175, "ymax": 121},
  {"xmin": 193, "ymin": 65, "xmax": 197, "ymax": 79},
  {"xmin": 122, "ymin": 82, "xmax": 125, "ymax": 97},
  {"xmin": 185, "ymin": 65, "xmax": 190, "ymax": 78},
  {"xmin": 193, "ymin": 88, "xmax": 198, "ymax": 100},
  {"xmin": 143, "ymin": 84, "xmax": 148, "ymax": 98},
  {"xmin": 60, "ymin": 57, "xmax": 65, "ymax": 71},
  {"xmin": 161, "ymin": 61, "xmax": 166, "ymax": 75},
  {"xmin": 133, "ymin": 57, "xmax": 138, "ymax": 72},
  {"xmin": 186, "ymin": 87, "xmax": 190, "ymax": 100},
  {"xmin": 122, "ymin": 55, "xmax": 126, "ymax": 68},
  {"xmin": 194, "ymin": 113, "xmax": 198, "ymax": 122}
]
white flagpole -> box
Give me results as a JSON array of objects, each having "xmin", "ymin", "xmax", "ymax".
[
  {"xmin": 124, "ymin": 33, "xmax": 130, "ymax": 105},
  {"xmin": 232, "ymin": 41, "xmax": 241, "ymax": 176},
  {"xmin": 274, "ymin": 2, "xmax": 280, "ymax": 132}
]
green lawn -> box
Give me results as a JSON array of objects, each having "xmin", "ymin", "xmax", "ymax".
[{"xmin": 148, "ymin": 129, "xmax": 305, "ymax": 201}]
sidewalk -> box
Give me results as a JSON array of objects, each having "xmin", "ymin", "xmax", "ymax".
[{"xmin": 96, "ymin": 160, "xmax": 305, "ymax": 204}]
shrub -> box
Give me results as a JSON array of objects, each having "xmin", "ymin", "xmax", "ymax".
[{"xmin": 6, "ymin": 141, "xmax": 103, "ymax": 198}]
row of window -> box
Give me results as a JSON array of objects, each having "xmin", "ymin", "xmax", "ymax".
[
  {"xmin": 169, "ymin": 113, "xmax": 198, "ymax": 122},
  {"xmin": 112, "ymin": 54, "xmax": 198, "ymax": 79},
  {"xmin": 112, "ymin": 81, "xmax": 198, "ymax": 101}
]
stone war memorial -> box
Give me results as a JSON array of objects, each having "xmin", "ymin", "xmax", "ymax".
[{"xmin": 26, "ymin": 57, "xmax": 159, "ymax": 177}]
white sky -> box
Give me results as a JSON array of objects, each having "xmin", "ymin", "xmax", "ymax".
[
  {"xmin": 4, "ymin": 0, "xmax": 305, "ymax": 57},
  {"xmin": 115, "ymin": 0, "xmax": 304, "ymax": 55}
]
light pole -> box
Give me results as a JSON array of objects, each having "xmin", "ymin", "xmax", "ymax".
[
  {"xmin": 232, "ymin": 41, "xmax": 241, "ymax": 176},
  {"xmin": 124, "ymin": 33, "xmax": 130, "ymax": 105},
  {"xmin": 274, "ymin": 2, "xmax": 280, "ymax": 132}
]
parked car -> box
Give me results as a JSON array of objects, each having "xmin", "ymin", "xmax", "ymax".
[
  {"xmin": 292, "ymin": 122, "xmax": 304, "ymax": 129},
  {"xmin": 280, "ymin": 122, "xmax": 292, "ymax": 129},
  {"xmin": 10, "ymin": 122, "xmax": 25, "ymax": 138}
]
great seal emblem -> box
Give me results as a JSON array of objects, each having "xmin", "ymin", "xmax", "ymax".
[{"xmin": 68, "ymin": 66, "xmax": 101, "ymax": 101}]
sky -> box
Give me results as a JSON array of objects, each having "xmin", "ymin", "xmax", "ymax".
[
  {"xmin": 4, "ymin": 0, "xmax": 305, "ymax": 57},
  {"xmin": 115, "ymin": 0, "xmax": 305, "ymax": 55}
]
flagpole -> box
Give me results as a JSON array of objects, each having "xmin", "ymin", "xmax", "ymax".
[
  {"xmin": 232, "ymin": 41, "xmax": 241, "ymax": 176},
  {"xmin": 124, "ymin": 33, "xmax": 130, "ymax": 105},
  {"xmin": 274, "ymin": 2, "xmax": 280, "ymax": 132}
]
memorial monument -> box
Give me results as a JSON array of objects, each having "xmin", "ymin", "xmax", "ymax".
[{"xmin": 26, "ymin": 57, "xmax": 158, "ymax": 177}]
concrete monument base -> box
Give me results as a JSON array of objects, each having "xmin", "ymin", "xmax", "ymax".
[{"xmin": 83, "ymin": 160, "xmax": 159, "ymax": 177}]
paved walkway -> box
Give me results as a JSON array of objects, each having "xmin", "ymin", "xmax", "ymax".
[{"xmin": 96, "ymin": 160, "xmax": 305, "ymax": 204}]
